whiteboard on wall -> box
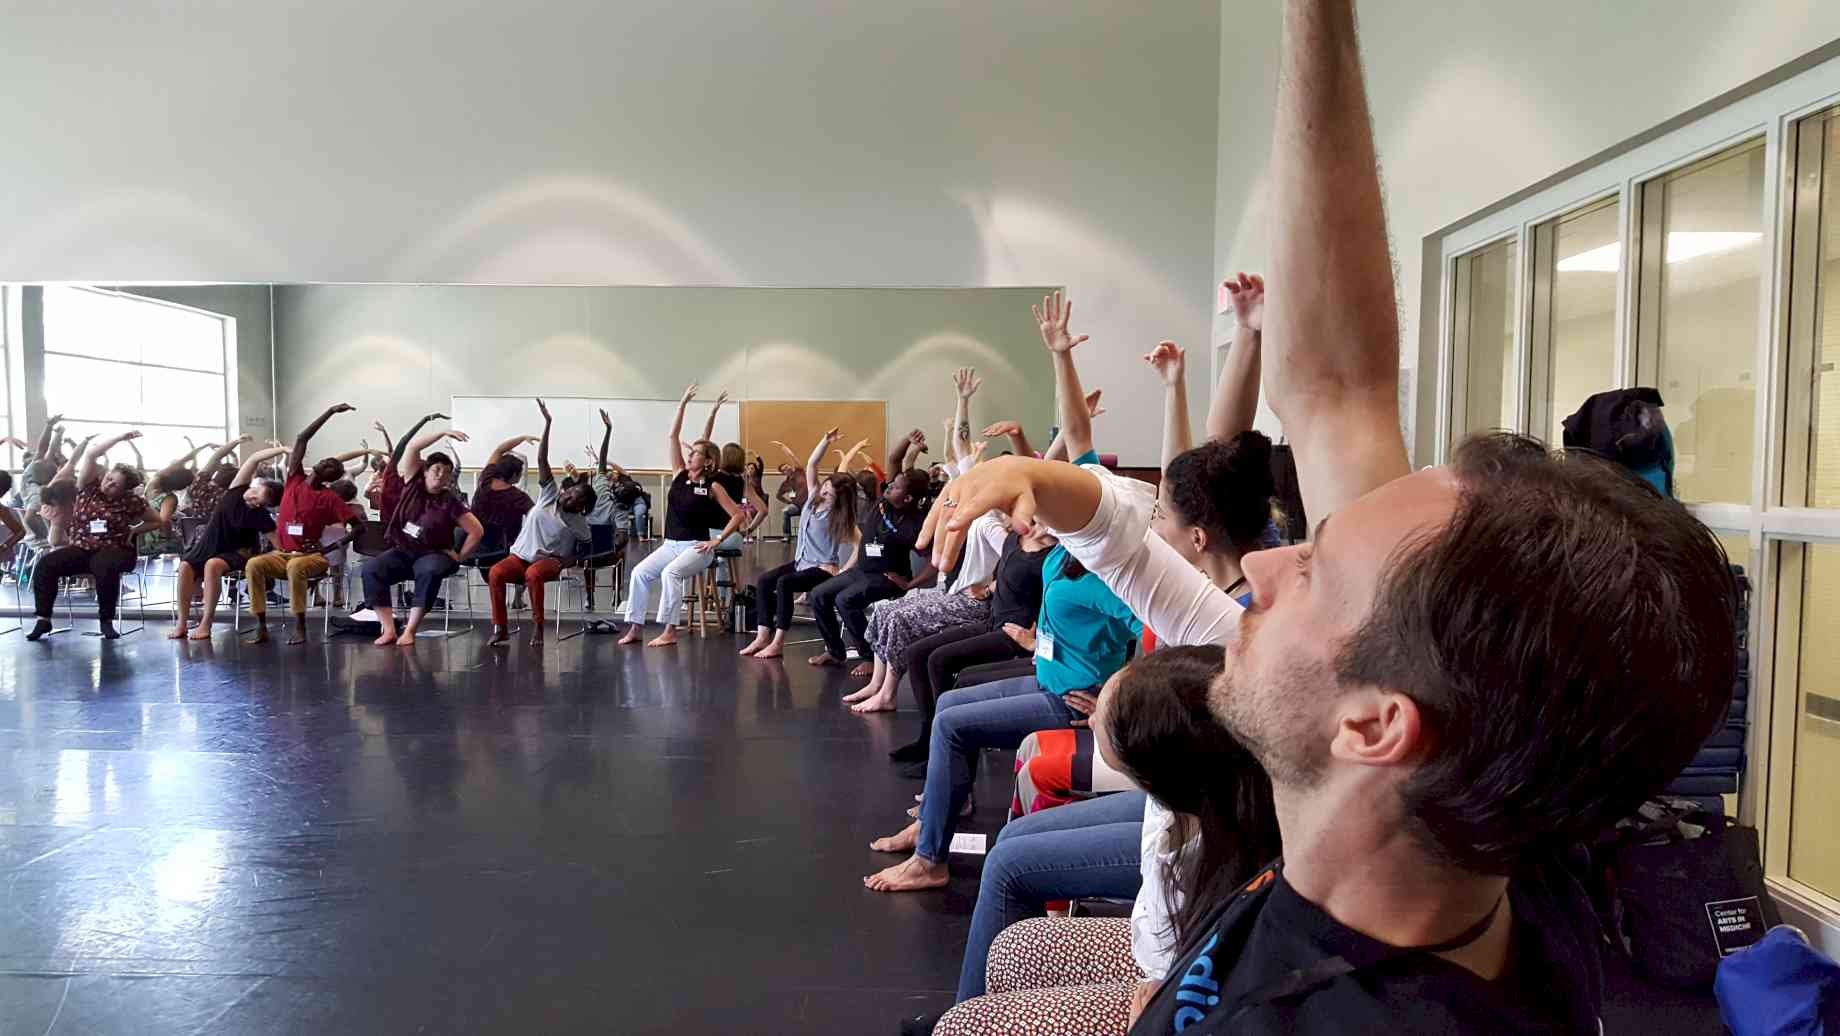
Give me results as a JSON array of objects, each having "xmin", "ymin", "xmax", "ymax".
[{"xmin": 449, "ymin": 395, "xmax": 741, "ymax": 472}]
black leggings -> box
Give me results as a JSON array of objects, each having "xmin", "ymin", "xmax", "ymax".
[
  {"xmin": 33, "ymin": 546, "xmax": 138, "ymax": 620},
  {"xmin": 754, "ymin": 562, "xmax": 832, "ymax": 630},
  {"xmin": 902, "ymin": 623, "xmax": 1033, "ymax": 747}
]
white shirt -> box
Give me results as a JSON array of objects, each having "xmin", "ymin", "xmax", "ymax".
[
  {"xmin": 1051, "ymin": 463, "xmax": 1248, "ymax": 980},
  {"xmin": 945, "ymin": 512, "xmax": 1008, "ymax": 597}
]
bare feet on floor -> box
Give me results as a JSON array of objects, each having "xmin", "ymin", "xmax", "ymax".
[
  {"xmin": 870, "ymin": 821, "xmax": 919, "ymax": 854},
  {"xmin": 618, "ymin": 626, "xmax": 644, "ymax": 645},
  {"xmin": 394, "ymin": 630, "xmax": 416, "ymax": 646},
  {"xmin": 841, "ymin": 684, "xmax": 877, "ymax": 704},
  {"xmin": 373, "ymin": 631, "xmax": 396, "ymax": 646},
  {"xmin": 809, "ymin": 652, "xmax": 841, "ymax": 667},
  {"xmin": 863, "ymin": 854, "xmax": 949, "ymax": 893},
  {"xmin": 188, "ymin": 627, "xmax": 213, "ymax": 641},
  {"xmin": 851, "ymin": 692, "xmax": 895, "ymax": 714},
  {"xmin": 646, "ymin": 629, "xmax": 679, "ymax": 648},
  {"xmin": 850, "ymin": 661, "xmax": 874, "ymax": 678},
  {"xmin": 739, "ymin": 635, "xmax": 768, "ymax": 657},
  {"xmin": 167, "ymin": 626, "xmax": 189, "ymax": 641},
  {"xmin": 754, "ymin": 643, "xmax": 783, "ymax": 659}
]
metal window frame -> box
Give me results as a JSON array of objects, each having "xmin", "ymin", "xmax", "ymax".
[{"xmin": 1432, "ymin": 53, "xmax": 1840, "ymax": 946}]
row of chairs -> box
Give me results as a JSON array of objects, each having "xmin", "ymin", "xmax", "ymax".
[{"xmin": 0, "ymin": 519, "xmax": 632, "ymax": 642}]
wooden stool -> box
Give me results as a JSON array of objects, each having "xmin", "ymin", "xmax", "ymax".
[{"xmin": 687, "ymin": 566, "xmax": 722, "ymax": 635}]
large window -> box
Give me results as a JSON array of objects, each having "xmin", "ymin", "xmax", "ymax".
[
  {"xmin": 41, "ymin": 287, "xmax": 231, "ymax": 469},
  {"xmin": 1447, "ymin": 237, "xmax": 1519, "ymax": 438},
  {"xmin": 1529, "ymin": 198, "xmax": 1622, "ymax": 444},
  {"xmin": 1434, "ymin": 55, "xmax": 1840, "ymax": 943},
  {"xmin": 1634, "ymin": 141, "xmax": 1767, "ymax": 505}
]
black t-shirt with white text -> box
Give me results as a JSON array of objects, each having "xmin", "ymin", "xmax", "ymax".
[{"xmin": 1131, "ymin": 858, "xmax": 1604, "ymax": 1036}]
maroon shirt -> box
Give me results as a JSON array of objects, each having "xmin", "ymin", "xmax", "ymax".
[
  {"xmin": 71, "ymin": 486, "xmax": 149, "ymax": 552},
  {"xmin": 470, "ymin": 483, "xmax": 534, "ymax": 551},
  {"xmin": 386, "ymin": 475, "xmax": 471, "ymax": 557}
]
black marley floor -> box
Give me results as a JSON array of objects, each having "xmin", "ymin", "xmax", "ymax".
[
  {"xmin": 0, "ymin": 539, "xmax": 1725, "ymax": 1034},
  {"xmin": 0, "ymin": 540, "xmax": 1013, "ymax": 1034}
]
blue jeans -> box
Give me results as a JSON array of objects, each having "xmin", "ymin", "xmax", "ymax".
[
  {"xmin": 955, "ymin": 791, "xmax": 1148, "ymax": 1001},
  {"xmin": 916, "ymin": 675, "xmax": 1075, "ymax": 863}
]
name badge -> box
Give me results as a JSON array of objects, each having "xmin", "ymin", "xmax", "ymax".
[
  {"xmin": 1035, "ymin": 631, "xmax": 1056, "ymax": 662},
  {"xmin": 403, "ymin": 521, "xmax": 423, "ymax": 540},
  {"xmin": 88, "ymin": 519, "xmax": 109, "ymax": 534},
  {"xmin": 287, "ymin": 523, "xmax": 306, "ymax": 537},
  {"xmin": 864, "ymin": 543, "xmax": 884, "ymax": 558},
  {"xmin": 693, "ymin": 486, "xmax": 708, "ymax": 496}
]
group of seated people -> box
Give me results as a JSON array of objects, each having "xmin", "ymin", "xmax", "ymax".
[{"xmin": 0, "ymin": 5, "xmax": 1746, "ymax": 1033}]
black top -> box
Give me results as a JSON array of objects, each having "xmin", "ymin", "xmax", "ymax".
[
  {"xmin": 664, "ymin": 470, "xmax": 728, "ymax": 542},
  {"xmin": 988, "ymin": 532, "xmax": 1051, "ymax": 629},
  {"xmin": 855, "ymin": 500, "xmax": 924, "ymax": 578},
  {"xmin": 183, "ymin": 489, "xmax": 276, "ymax": 566},
  {"xmin": 1131, "ymin": 858, "xmax": 1603, "ymax": 1036}
]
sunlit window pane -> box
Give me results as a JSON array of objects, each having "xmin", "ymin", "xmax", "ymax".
[
  {"xmin": 1779, "ymin": 541, "xmax": 1840, "ymax": 900},
  {"xmin": 142, "ymin": 367, "xmax": 225, "ymax": 426},
  {"xmin": 1546, "ymin": 201, "xmax": 1621, "ymax": 444},
  {"xmin": 44, "ymin": 354, "xmax": 141, "ymax": 422},
  {"xmin": 1452, "ymin": 238, "xmax": 1519, "ymax": 437},
  {"xmin": 1640, "ymin": 142, "xmax": 1765, "ymax": 504}
]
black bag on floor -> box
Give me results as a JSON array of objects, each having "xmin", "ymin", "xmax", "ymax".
[{"xmin": 1614, "ymin": 802, "xmax": 1777, "ymax": 990}]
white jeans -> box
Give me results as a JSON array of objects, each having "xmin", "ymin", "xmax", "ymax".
[{"xmin": 623, "ymin": 539, "xmax": 713, "ymax": 626}]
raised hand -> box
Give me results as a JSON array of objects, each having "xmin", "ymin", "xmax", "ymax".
[
  {"xmin": 330, "ymin": 402, "xmax": 356, "ymax": 414},
  {"xmin": 537, "ymin": 398, "xmax": 553, "ymax": 422},
  {"xmin": 821, "ymin": 428, "xmax": 842, "ymax": 446},
  {"xmin": 907, "ymin": 428, "xmax": 926, "ymax": 446},
  {"xmin": 1144, "ymin": 341, "xmax": 1186, "ymax": 386},
  {"xmin": 980, "ymin": 420, "xmax": 1021, "ymax": 438},
  {"xmin": 424, "ymin": 412, "xmax": 449, "ymax": 423},
  {"xmin": 1085, "ymin": 389, "xmax": 1106, "ymax": 419},
  {"xmin": 953, "ymin": 367, "xmax": 982, "ymax": 399},
  {"xmin": 1224, "ymin": 272, "xmax": 1265, "ymax": 333},
  {"xmin": 599, "ymin": 408, "xmax": 611, "ymax": 427},
  {"xmin": 373, "ymin": 421, "xmax": 389, "ymax": 435},
  {"xmin": 1031, "ymin": 290, "xmax": 1088, "ymax": 355},
  {"xmin": 681, "ymin": 383, "xmax": 699, "ymax": 403},
  {"xmin": 445, "ymin": 430, "xmax": 471, "ymax": 444},
  {"xmin": 713, "ymin": 390, "xmax": 730, "ymax": 408}
]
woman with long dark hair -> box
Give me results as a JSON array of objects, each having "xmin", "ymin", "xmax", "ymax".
[
  {"xmin": 740, "ymin": 428, "xmax": 859, "ymax": 660},
  {"xmin": 929, "ymin": 646, "xmax": 1280, "ymax": 1035}
]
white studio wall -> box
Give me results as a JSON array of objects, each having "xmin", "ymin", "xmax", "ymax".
[
  {"xmin": 271, "ymin": 284, "xmax": 1056, "ymax": 464},
  {"xmin": 0, "ymin": 0, "xmax": 1223, "ymax": 466}
]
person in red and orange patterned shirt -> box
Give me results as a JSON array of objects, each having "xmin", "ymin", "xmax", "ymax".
[{"xmin": 27, "ymin": 430, "xmax": 166, "ymax": 640}]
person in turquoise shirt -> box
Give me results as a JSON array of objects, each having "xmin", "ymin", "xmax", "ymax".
[{"xmin": 862, "ymin": 288, "xmax": 1140, "ymax": 895}]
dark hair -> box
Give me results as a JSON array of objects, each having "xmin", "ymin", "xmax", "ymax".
[
  {"xmin": 568, "ymin": 482, "xmax": 598, "ymax": 514},
  {"xmin": 330, "ymin": 478, "xmax": 358, "ymax": 502},
  {"xmin": 154, "ymin": 465, "xmax": 197, "ymax": 495},
  {"xmin": 0, "ymin": 470, "xmax": 11, "ymax": 496},
  {"xmin": 1336, "ymin": 433, "xmax": 1738, "ymax": 874},
  {"xmin": 854, "ymin": 469, "xmax": 879, "ymax": 498},
  {"xmin": 823, "ymin": 473, "xmax": 860, "ymax": 543},
  {"xmin": 107, "ymin": 462, "xmax": 144, "ymax": 493},
  {"xmin": 212, "ymin": 465, "xmax": 236, "ymax": 489},
  {"xmin": 1109, "ymin": 646, "xmax": 1280, "ymax": 947},
  {"xmin": 1165, "ymin": 431, "xmax": 1279, "ymax": 558},
  {"xmin": 424, "ymin": 451, "xmax": 454, "ymax": 471},
  {"xmin": 487, "ymin": 455, "xmax": 525, "ymax": 484},
  {"xmin": 251, "ymin": 478, "xmax": 284, "ymax": 507},
  {"xmin": 1056, "ymin": 552, "xmax": 1089, "ymax": 582},
  {"xmin": 43, "ymin": 478, "xmax": 77, "ymax": 508},
  {"xmin": 720, "ymin": 443, "xmax": 746, "ymax": 474},
  {"xmin": 893, "ymin": 468, "xmax": 930, "ymax": 509}
]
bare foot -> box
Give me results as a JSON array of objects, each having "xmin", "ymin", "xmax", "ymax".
[
  {"xmin": 250, "ymin": 627, "xmax": 270, "ymax": 645},
  {"xmin": 528, "ymin": 630, "xmax": 545, "ymax": 647},
  {"xmin": 863, "ymin": 855, "xmax": 949, "ymax": 893},
  {"xmin": 870, "ymin": 821, "xmax": 919, "ymax": 854},
  {"xmin": 188, "ymin": 627, "xmax": 213, "ymax": 641},
  {"xmin": 646, "ymin": 630, "xmax": 679, "ymax": 648},
  {"xmin": 841, "ymin": 684, "xmax": 877, "ymax": 704},
  {"xmin": 167, "ymin": 626, "xmax": 189, "ymax": 641},
  {"xmin": 738, "ymin": 635, "xmax": 768, "ymax": 657},
  {"xmin": 809, "ymin": 653, "xmax": 841, "ymax": 668},
  {"xmin": 754, "ymin": 644, "xmax": 783, "ymax": 660},
  {"xmin": 618, "ymin": 626, "xmax": 644, "ymax": 645},
  {"xmin": 851, "ymin": 693, "xmax": 895, "ymax": 714},
  {"xmin": 394, "ymin": 630, "xmax": 416, "ymax": 646},
  {"xmin": 286, "ymin": 633, "xmax": 308, "ymax": 646},
  {"xmin": 850, "ymin": 662, "xmax": 874, "ymax": 678},
  {"xmin": 373, "ymin": 631, "xmax": 396, "ymax": 646}
]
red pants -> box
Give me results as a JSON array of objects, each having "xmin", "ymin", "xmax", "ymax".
[{"xmin": 488, "ymin": 555, "xmax": 563, "ymax": 626}]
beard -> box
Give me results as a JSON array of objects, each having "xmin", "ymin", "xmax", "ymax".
[{"xmin": 1208, "ymin": 646, "xmax": 1331, "ymax": 791}]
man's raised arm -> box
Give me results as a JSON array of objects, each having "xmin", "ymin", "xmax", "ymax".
[{"xmin": 1265, "ymin": 0, "xmax": 1410, "ymax": 522}]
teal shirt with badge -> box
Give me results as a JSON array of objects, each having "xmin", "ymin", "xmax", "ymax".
[{"xmin": 1033, "ymin": 543, "xmax": 1142, "ymax": 695}]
